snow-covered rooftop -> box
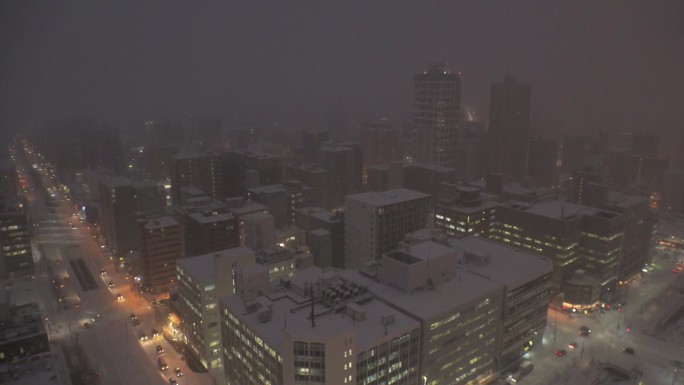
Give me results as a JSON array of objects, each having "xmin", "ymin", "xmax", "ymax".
[
  {"xmin": 221, "ymin": 266, "xmax": 419, "ymax": 353},
  {"xmin": 346, "ymin": 188, "xmax": 430, "ymax": 207},
  {"xmin": 449, "ymin": 237, "xmax": 553, "ymax": 290},
  {"xmin": 177, "ymin": 246, "xmax": 255, "ymax": 284}
]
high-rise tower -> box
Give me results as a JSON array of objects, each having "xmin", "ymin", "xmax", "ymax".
[
  {"xmin": 488, "ymin": 74, "xmax": 531, "ymax": 178},
  {"xmin": 411, "ymin": 63, "xmax": 461, "ymax": 168}
]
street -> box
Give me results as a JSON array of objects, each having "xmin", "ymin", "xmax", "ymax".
[{"xmin": 12, "ymin": 144, "xmax": 212, "ymax": 385}]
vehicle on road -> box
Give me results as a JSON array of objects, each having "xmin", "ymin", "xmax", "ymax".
[
  {"xmin": 673, "ymin": 268, "xmax": 680, "ymax": 273},
  {"xmin": 555, "ymin": 349, "xmax": 567, "ymax": 357},
  {"xmin": 623, "ymin": 347, "xmax": 635, "ymax": 355},
  {"xmin": 579, "ymin": 326, "xmax": 591, "ymax": 333},
  {"xmin": 519, "ymin": 360, "xmax": 533, "ymax": 375},
  {"xmin": 152, "ymin": 329, "xmax": 160, "ymax": 338},
  {"xmin": 100, "ymin": 268, "xmax": 106, "ymax": 275},
  {"xmin": 116, "ymin": 293, "xmax": 124, "ymax": 301},
  {"xmin": 169, "ymin": 378, "xmax": 177, "ymax": 385},
  {"xmin": 108, "ymin": 281, "xmax": 114, "ymax": 288},
  {"xmin": 90, "ymin": 314, "xmax": 101, "ymax": 322},
  {"xmin": 175, "ymin": 368, "xmax": 183, "ymax": 377},
  {"xmin": 578, "ymin": 331, "xmax": 590, "ymax": 337},
  {"xmin": 83, "ymin": 322, "xmax": 91, "ymax": 329},
  {"xmin": 139, "ymin": 332, "xmax": 148, "ymax": 341},
  {"xmin": 158, "ymin": 358, "xmax": 168, "ymax": 371},
  {"xmin": 130, "ymin": 313, "xmax": 138, "ymax": 320},
  {"xmin": 156, "ymin": 345, "xmax": 164, "ymax": 354},
  {"xmin": 568, "ymin": 342, "xmax": 578, "ymax": 349}
]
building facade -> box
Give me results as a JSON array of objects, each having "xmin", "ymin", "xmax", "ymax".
[
  {"xmin": 487, "ymin": 75, "xmax": 531, "ymax": 178},
  {"xmin": 344, "ymin": 188, "xmax": 430, "ymax": 269},
  {"xmin": 137, "ymin": 216, "xmax": 182, "ymax": 293},
  {"xmin": 412, "ymin": 64, "xmax": 461, "ymax": 168}
]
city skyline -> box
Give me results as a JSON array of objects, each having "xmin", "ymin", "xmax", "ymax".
[{"xmin": 1, "ymin": 1, "xmax": 683, "ymax": 145}]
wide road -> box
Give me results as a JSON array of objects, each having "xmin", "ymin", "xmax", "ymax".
[
  {"xmin": 523, "ymin": 250, "xmax": 684, "ymax": 385},
  {"xmin": 17, "ymin": 143, "xmax": 210, "ymax": 385}
]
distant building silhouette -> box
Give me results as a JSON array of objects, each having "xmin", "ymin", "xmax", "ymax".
[{"xmin": 411, "ymin": 63, "xmax": 461, "ymax": 168}]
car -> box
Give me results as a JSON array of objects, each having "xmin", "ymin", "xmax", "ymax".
[
  {"xmin": 555, "ymin": 349, "xmax": 567, "ymax": 357},
  {"xmin": 139, "ymin": 332, "xmax": 148, "ymax": 341},
  {"xmin": 152, "ymin": 329, "xmax": 160, "ymax": 338},
  {"xmin": 156, "ymin": 345, "xmax": 164, "ymax": 354},
  {"xmin": 579, "ymin": 331, "xmax": 590, "ymax": 337},
  {"xmin": 623, "ymin": 347, "xmax": 635, "ymax": 355},
  {"xmin": 100, "ymin": 268, "xmax": 106, "ymax": 275},
  {"xmin": 169, "ymin": 378, "xmax": 177, "ymax": 385},
  {"xmin": 130, "ymin": 313, "xmax": 138, "ymax": 321},
  {"xmin": 579, "ymin": 326, "xmax": 591, "ymax": 333},
  {"xmin": 568, "ymin": 342, "xmax": 578, "ymax": 349},
  {"xmin": 116, "ymin": 293, "xmax": 124, "ymax": 301},
  {"xmin": 108, "ymin": 281, "xmax": 114, "ymax": 288},
  {"xmin": 175, "ymin": 368, "xmax": 183, "ymax": 377},
  {"xmin": 673, "ymin": 268, "xmax": 680, "ymax": 273},
  {"xmin": 158, "ymin": 358, "xmax": 168, "ymax": 371},
  {"xmin": 90, "ymin": 314, "xmax": 101, "ymax": 322}
]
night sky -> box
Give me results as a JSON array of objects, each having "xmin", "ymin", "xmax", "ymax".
[{"xmin": 1, "ymin": 1, "xmax": 683, "ymax": 142}]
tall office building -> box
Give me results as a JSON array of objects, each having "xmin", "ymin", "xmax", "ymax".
[
  {"xmin": 358, "ymin": 120, "xmax": 402, "ymax": 181},
  {"xmin": 344, "ymin": 188, "xmax": 430, "ymax": 268},
  {"xmin": 0, "ymin": 204, "xmax": 33, "ymax": 279},
  {"xmin": 0, "ymin": 160, "xmax": 18, "ymax": 201},
  {"xmin": 296, "ymin": 207, "xmax": 346, "ymax": 268},
  {"xmin": 491, "ymin": 201, "xmax": 623, "ymax": 292},
  {"xmin": 137, "ymin": 216, "xmax": 182, "ymax": 293},
  {"xmin": 488, "ymin": 75, "xmax": 531, "ymax": 178},
  {"xmin": 173, "ymin": 247, "xmax": 255, "ymax": 372},
  {"xmin": 411, "ymin": 63, "xmax": 461, "ymax": 168},
  {"xmin": 99, "ymin": 176, "xmax": 139, "ymax": 256},
  {"xmin": 217, "ymin": 234, "xmax": 551, "ymax": 385},
  {"xmin": 221, "ymin": 266, "xmax": 422, "ymax": 385},
  {"xmin": 222, "ymin": 150, "xmax": 283, "ymax": 197},
  {"xmin": 449, "ymin": 237, "xmax": 552, "ymax": 371},
  {"xmin": 320, "ymin": 145, "xmax": 362, "ymax": 209},
  {"xmin": 433, "ymin": 186, "xmax": 496, "ymax": 239},
  {"xmin": 171, "ymin": 153, "xmax": 224, "ymax": 204},
  {"xmin": 284, "ymin": 163, "xmax": 328, "ymax": 207}
]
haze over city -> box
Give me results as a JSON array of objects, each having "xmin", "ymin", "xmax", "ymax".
[
  {"xmin": 1, "ymin": 2, "xmax": 684, "ymax": 385},
  {"xmin": 2, "ymin": 1, "xmax": 684, "ymax": 146}
]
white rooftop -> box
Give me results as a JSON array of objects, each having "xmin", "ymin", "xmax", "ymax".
[
  {"xmin": 506, "ymin": 200, "xmax": 598, "ymax": 220},
  {"xmin": 188, "ymin": 211, "xmax": 235, "ymax": 224},
  {"xmin": 177, "ymin": 246, "xmax": 255, "ymax": 283},
  {"xmin": 339, "ymin": 263, "xmax": 502, "ymax": 321},
  {"xmin": 449, "ymin": 237, "xmax": 553, "ymax": 290},
  {"xmin": 221, "ymin": 266, "xmax": 420, "ymax": 353},
  {"xmin": 143, "ymin": 216, "xmax": 178, "ymax": 229},
  {"xmin": 228, "ymin": 201, "xmax": 268, "ymax": 216},
  {"xmin": 247, "ymin": 184, "xmax": 289, "ymax": 194},
  {"xmin": 298, "ymin": 207, "xmax": 341, "ymax": 224},
  {"xmin": 346, "ymin": 188, "xmax": 430, "ymax": 207}
]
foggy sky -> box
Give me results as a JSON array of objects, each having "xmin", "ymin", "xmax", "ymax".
[{"xmin": 1, "ymin": 1, "xmax": 683, "ymax": 139}]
